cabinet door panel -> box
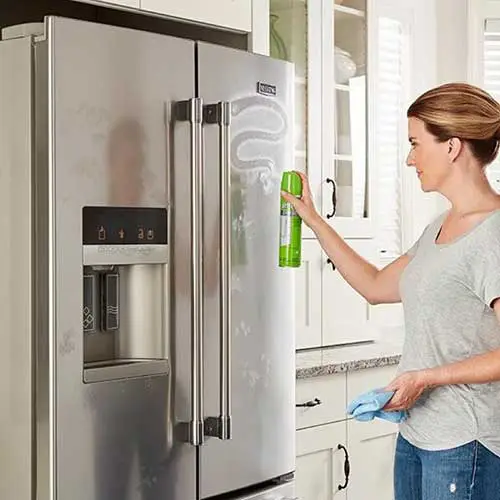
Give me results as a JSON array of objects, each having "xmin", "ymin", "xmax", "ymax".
[
  {"xmin": 296, "ymin": 422, "xmax": 348, "ymax": 500},
  {"xmin": 346, "ymin": 366, "xmax": 399, "ymax": 499},
  {"xmin": 322, "ymin": 239, "xmax": 375, "ymax": 346},
  {"xmin": 141, "ymin": 0, "xmax": 252, "ymax": 31},
  {"xmin": 296, "ymin": 240, "xmax": 322, "ymax": 349},
  {"xmin": 105, "ymin": 0, "xmax": 139, "ymax": 7},
  {"xmin": 347, "ymin": 418, "xmax": 397, "ymax": 500}
]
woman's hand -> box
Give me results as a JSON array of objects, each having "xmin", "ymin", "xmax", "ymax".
[
  {"xmin": 383, "ymin": 370, "xmax": 430, "ymax": 411},
  {"xmin": 280, "ymin": 171, "xmax": 321, "ymax": 229}
]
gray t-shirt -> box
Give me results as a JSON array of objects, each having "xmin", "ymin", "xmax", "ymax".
[{"xmin": 399, "ymin": 209, "xmax": 500, "ymax": 456}]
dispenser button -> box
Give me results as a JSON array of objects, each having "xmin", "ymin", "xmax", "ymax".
[
  {"xmin": 101, "ymin": 271, "xmax": 120, "ymax": 332},
  {"xmin": 98, "ymin": 226, "xmax": 106, "ymax": 241},
  {"xmin": 83, "ymin": 273, "xmax": 97, "ymax": 333}
]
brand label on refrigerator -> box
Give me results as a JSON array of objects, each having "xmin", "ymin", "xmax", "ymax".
[{"xmin": 257, "ymin": 82, "xmax": 277, "ymax": 97}]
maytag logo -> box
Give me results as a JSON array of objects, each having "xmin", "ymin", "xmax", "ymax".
[
  {"xmin": 97, "ymin": 246, "xmax": 153, "ymax": 256},
  {"xmin": 257, "ymin": 82, "xmax": 277, "ymax": 97}
]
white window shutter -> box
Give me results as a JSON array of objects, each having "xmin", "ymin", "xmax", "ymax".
[
  {"xmin": 484, "ymin": 19, "xmax": 500, "ymax": 192},
  {"xmin": 376, "ymin": 17, "xmax": 409, "ymax": 265}
]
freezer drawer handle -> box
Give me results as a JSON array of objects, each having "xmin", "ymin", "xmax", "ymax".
[
  {"xmin": 175, "ymin": 98, "xmax": 205, "ymax": 446},
  {"xmin": 203, "ymin": 102, "xmax": 232, "ymax": 441}
]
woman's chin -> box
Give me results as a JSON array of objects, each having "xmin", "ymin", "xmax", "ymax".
[{"xmin": 418, "ymin": 179, "xmax": 434, "ymax": 193}]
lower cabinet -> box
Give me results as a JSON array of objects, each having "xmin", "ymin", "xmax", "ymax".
[
  {"xmin": 346, "ymin": 419, "xmax": 397, "ymax": 500},
  {"xmin": 296, "ymin": 365, "xmax": 399, "ymax": 500},
  {"xmin": 296, "ymin": 421, "xmax": 348, "ymax": 500}
]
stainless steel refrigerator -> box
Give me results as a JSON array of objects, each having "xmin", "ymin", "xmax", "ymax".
[{"xmin": 0, "ymin": 15, "xmax": 296, "ymax": 500}]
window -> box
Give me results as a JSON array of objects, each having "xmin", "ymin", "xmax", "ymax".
[
  {"xmin": 484, "ymin": 18, "xmax": 500, "ymax": 192},
  {"xmin": 375, "ymin": 16, "xmax": 410, "ymax": 265}
]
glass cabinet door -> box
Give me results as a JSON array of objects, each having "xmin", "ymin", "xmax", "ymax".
[
  {"xmin": 269, "ymin": 0, "xmax": 373, "ymax": 238},
  {"xmin": 326, "ymin": 0, "xmax": 371, "ymax": 236},
  {"xmin": 269, "ymin": 0, "xmax": 323, "ymax": 239},
  {"xmin": 269, "ymin": 0, "xmax": 308, "ymax": 173}
]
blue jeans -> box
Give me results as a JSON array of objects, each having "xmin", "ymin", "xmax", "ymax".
[{"xmin": 394, "ymin": 434, "xmax": 500, "ymax": 500}]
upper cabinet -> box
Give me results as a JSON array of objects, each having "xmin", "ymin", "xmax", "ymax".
[
  {"xmin": 326, "ymin": 0, "xmax": 372, "ymax": 238},
  {"xmin": 269, "ymin": 0, "xmax": 414, "ymax": 242},
  {"xmin": 141, "ymin": 0, "xmax": 253, "ymax": 32},
  {"xmin": 103, "ymin": 0, "xmax": 140, "ymax": 8},
  {"xmin": 273, "ymin": 0, "xmax": 416, "ymax": 348},
  {"xmin": 270, "ymin": 0, "xmax": 372, "ymax": 238},
  {"xmin": 72, "ymin": 0, "xmax": 256, "ymax": 36}
]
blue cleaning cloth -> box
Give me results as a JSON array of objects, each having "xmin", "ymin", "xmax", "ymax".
[{"xmin": 346, "ymin": 389, "xmax": 408, "ymax": 423}]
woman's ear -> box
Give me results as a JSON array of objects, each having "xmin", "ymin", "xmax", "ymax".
[{"xmin": 448, "ymin": 137, "xmax": 462, "ymax": 163}]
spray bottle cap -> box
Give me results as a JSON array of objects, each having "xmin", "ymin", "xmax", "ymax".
[{"xmin": 281, "ymin": 171, "xmax": 302, "ymax": 197}]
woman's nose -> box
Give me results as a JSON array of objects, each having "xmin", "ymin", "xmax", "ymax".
[{"xmin": 406, "ymin": 150, "xmax": 415, "ymax": 167}]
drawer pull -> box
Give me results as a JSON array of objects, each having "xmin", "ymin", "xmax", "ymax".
[
  {"xmin": 296, "ymin": 397, "xmax": 322, "ymax": 408},
  {"xmin": 337, "ymin": 443, "xmax": 350, "ymax": 490}
]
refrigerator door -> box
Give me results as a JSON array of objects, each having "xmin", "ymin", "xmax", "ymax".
[
  {"xmin": 40, "ymin": 17, "xmax": 197, "ymax": 500},
  {"xmin": 0, "ymin": 34, "xmax": 34, "ymax": 500},
  {"xmin": 198, "ymin": 43, "xmax": 296, "ymax": 498}
]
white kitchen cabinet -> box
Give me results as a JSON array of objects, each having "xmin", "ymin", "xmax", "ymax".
[
  {"xmin": 140, "ymin": 0, "xmax": 253, "ymax": 32},
  {"xmin": 296, "ymin": 373, "xmax": 347, "ymax": 430},
  {"xmin": 322, "ymin": 239, "xmax": 375, "ymax": 346},
  {"xmin": 274, "ymin": 0, "xmax": 420, "ymax": 342},
  {"xmin": 270, "ymin": 0, "xmax": 417, "ymax": 243},
  {"xmin": 296, "ymin": 421, "xmax": 348, "ymax": 500},
  {"xmin": 296, "ymin": 365, "xmax": 399, "ymax": 500},
  {"xmin": 296, "ymin": 240, "xmax": 323, "ymax": 349},
  {"xmin": 296, "ymin": 238, "xmax": 374, "ymax": 349},
  {"xmin": 72, "ymin": 0, "xmax": 262, "ymax": 48},
  {"xmin": 102, "ymin": 0, "xmax": 139, "ymax": 7},
  {"xmin": 346, "ymin": 365, "xmax": 399, "ymax": 500},
  {"xmin": 346, "ymin": 419, "xmax": 397, "ymax": 500}
]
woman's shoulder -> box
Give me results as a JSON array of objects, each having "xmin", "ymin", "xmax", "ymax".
[{"xmin": 472, "ymin": 208, "xmax": 500, "ymax": 247}]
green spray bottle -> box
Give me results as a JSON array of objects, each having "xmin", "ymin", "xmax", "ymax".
[{"xmin": 279, "ymin": 171, "xmax": 303, "ymax": 267}]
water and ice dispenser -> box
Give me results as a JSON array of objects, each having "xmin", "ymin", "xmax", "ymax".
[{"xmin": 82, "ymin": 206, "xmax": 169, "ymax": 383}]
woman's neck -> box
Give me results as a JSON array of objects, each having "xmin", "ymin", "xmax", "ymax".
[{"xmin": 440, "ymin": 164, "xmax": 500, "ymax": 215}]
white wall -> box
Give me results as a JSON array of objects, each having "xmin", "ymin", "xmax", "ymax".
[
  {"xmin": 405, "ymin": 0, "xmax": 471, "ymax": 242},
  {"xmin": 435, "ymin": 0, "xmax": 469, "ymax": 85},
  {"xmin": 401, "ymin": 0, "xmax": 440, "ymax": 245}
]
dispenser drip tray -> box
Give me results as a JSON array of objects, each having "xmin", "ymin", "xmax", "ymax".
[{"xmin": 84, "ymin": 358, "xmax": 169, "ymax": 383}]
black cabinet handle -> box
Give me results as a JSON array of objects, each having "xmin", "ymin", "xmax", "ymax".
[
  {"xmin": 326, "ymin": 258, "xmax": 336, "ymax": 271},
  {"xmin": 296, "ymin": 398, "xmax": 322, "ymax": 408},
  {"xmin": 337, "ymin": 444, "xmax": 350, "ymax": 490},
  {"xmin": 326, "ymin": 178, "xmax": 337, "ymax": 219}
]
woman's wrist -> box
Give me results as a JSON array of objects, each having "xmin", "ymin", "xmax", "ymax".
[
  {"xmin": 419, "ymin": 366, "xmax": 447, "ymax": 388},
  {"xmin": 308, "ymin": 212, "xmax": 328, "ymax": 235}
]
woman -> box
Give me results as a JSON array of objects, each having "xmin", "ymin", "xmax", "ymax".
[{"xmin": 282, "ymin": 82, "xmax": 500, "ymax": 500}]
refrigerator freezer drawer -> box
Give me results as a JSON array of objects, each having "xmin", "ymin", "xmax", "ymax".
[{"xmin": 234, "ymin": 482, "xmax": 296, "ymax": 500}]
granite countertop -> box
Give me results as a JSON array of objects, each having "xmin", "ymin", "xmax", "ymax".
[{"xmin": 296, "ymin": 327, "xmax": 404, "ymax": 379}]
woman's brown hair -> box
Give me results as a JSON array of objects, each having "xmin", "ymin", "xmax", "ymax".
[{"xmin": 407, "ymin": 82, "xmax": 500, "ymax": 166}]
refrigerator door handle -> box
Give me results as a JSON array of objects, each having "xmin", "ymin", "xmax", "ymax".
[
  {"xmin": 203, "ymin": 102, "xmax": 232, "ymax": 441},
  {"xmin": 175, "ymin": 98, "xmax": 205, "ymax": 446}
]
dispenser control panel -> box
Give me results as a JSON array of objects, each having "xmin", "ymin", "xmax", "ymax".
[{"xmin": 83, "ymin": 206, "xmax": 168, "ymax": 245}]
